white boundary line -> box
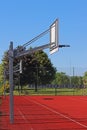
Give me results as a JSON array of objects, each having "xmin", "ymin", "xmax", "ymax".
[
  {"xmin": 18, "ymin": 108, "xmax": 27, "ymax": 122},
  {"xmin": 17, "ymin": 108, "xmax": 34, "ymax": 130},
  {"xmin": 24, "ymin": 97, "xmax": 87, "ymax": 129}
]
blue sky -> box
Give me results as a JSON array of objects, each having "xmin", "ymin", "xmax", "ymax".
[{"xmin": 0, "ymin": 0, "xmax": 87, "ymax": 75}]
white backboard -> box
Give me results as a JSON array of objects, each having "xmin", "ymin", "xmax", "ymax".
[{"xmin": 50, "ymin": 19, "xmax": 58, "ymax": 54}]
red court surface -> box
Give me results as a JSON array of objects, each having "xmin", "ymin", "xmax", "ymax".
[{"xmin": 1, "ymin": 96, "xmax": 87, "ymax": 130}]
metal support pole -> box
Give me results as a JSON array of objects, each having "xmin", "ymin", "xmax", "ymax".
[
  {"xmin": 20, "ymin": 60, "xmax": 22, "ymax": 74},
  {"xmin": 9, "ymin": 41, "xmax": 14, "ymax": 123}
]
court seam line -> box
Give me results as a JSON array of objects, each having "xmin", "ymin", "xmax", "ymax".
[
  {"xmin": 24, "ymin": 97, "xmax": 87, "ymax": 129},
  {"xmin": 78, "ymin": 97, "xmax": 87, "ymax": 102},
  {"xmin": 69, "ymin": 96, "xmax": 87, "ymax": 103}
]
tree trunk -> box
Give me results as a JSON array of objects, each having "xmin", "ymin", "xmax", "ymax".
[{"xmin": 35, "ymin": 82, "xmax": 37, "ymax": 92}]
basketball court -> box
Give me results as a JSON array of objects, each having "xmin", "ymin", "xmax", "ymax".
[{"xmin": 1, "ymin": 95, "xmax": 87, "ymax": 130}]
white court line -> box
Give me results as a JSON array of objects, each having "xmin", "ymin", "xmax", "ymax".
[
  {"xmin": 18, "ymin": 108, "xmax": 28, "ymax": 123},
  {"xmin": 24, "ymin": 97, "xmax": 87, "ymax": 129},
  {"xmin": 18, "ymin": 108, "xmax": 34, "ymax": 130}
]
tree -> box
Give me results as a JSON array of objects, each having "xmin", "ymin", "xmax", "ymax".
[
  {"xmin": 2, "ymin": 47, "xmax": 56, "ymax": 91},
  {"xmin": 83, "ymin": 72, "xmax": 87, "ymax": 87},
  {"xmin": 71, "ymin": 76, "xmax": 83, "ymax": 88},
  {"xmin": 0, "ymin": 63, "xmax": 4, "ymax": 84},
  {"xmin": 19, "ymin": 50, "xmax": 56, "ymax": 91},
  {"xmin": 52, "ymin": 72, "xmax": 70, "ymax": 87},
  {"xmin": 1, "ymin": 51, "xmax": 9, "ymax": 80},
  {"xmin": 34, "ymin": 51, "xmax": 56, "ymax": 84},
  {"xmin": 52, "ymin": 72, "xmax": 83, "ymax": 88},
  {"xmin": 0, "ymin": 61, "xmax": 10, "ymax": 94}
]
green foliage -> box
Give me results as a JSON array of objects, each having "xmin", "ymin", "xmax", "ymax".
[
  {"xmin": 34, "ymin": 51, "xmax": 56, "ymax": 84},
  {"xmin": 0, "ymin": 81, "xmax": 9, "ymax": 95},
  {"xmin": 71, "ymin": 76, "xmax": 83, "ymax": 87},
  {"xmin": 52, "ymin": 72, "xmax": 83, "ymax": 88},
  {"xmin": 1, "ymin": 51, "xmax": 9, "ymax": 81},
  {"xmin": 19, "ymin": 50, "xmax": 56, "ymax": 86},
  {"xmin": 0, "ymin": 63, "xmax": 4, "ymax": 83},
  {"xmin": 52, "ymin": 72, "xmax": 70, "ymax": 86},
  {"xmin": 83, "ymin": 71, "xmax": 87, "ymax": 87}
]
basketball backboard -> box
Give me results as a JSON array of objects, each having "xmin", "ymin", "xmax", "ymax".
[{"xmin": 50, "ymin": 19, "xmax": 58, "ymax": 54}]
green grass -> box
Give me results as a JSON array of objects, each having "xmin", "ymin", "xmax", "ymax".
[
  {"xmin": 13, "ymin": 87, "xmax": 87, "ymax": 96},
  {"xmin": 1, "ymin": 86, "xmax": 87, "ymax": 96}
]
